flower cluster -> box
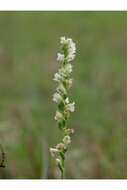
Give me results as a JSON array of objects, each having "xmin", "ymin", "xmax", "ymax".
[{"xmin": 50, "ymin": 36, "xmax": 76, "ymax": 178}]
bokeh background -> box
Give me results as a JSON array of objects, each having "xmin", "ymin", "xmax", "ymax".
[{"xmin": 0, "ymin": 11, "xmax": 127, "ymax": 179}]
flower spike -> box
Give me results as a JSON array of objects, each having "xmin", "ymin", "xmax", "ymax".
[{"xmin": 50, "ymin": 37, "xmax": 76, "ymax": 179}]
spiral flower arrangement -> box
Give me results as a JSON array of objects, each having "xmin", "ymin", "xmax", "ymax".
[{"xmin": 50, "ymin": 37, "xmax": 76, "ymax": 179}]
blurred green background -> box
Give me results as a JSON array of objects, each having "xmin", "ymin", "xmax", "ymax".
[{"xmin": 0, "ymin": 11, "xmax": 127, "ymax": 179}]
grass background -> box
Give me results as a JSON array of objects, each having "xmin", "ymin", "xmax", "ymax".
[{"xmin": 0, "ymin": 12, "xmax": 127, "ymax": 178}]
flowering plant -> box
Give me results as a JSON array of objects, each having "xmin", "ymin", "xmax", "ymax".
[{"xmin": 50, "ymin": 37, "xmax": 76, "ymax": 179}]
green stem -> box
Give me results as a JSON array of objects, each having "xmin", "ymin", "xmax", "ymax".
[
  {"xmin": 61, "ymin": 168, "xmax": 64, "ymax": 179},
  {"xmin": 61, "ymin": 163, "xmax": 65, "ymax": 179},
  {"xmin": 62, "ymin": 155, "xmax": 65, "ymax": 179}
]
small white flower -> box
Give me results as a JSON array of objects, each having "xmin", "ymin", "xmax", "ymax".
[
  {"xmin": 58, "ymin": 64, "xmax": 72, "ymax": 78},
  {"xmin": 60, "ymin": 36, "xmax": 67, "ymax": 45},
  {"xmin": 53, "ymin": 72, "xmax": 63, "ymax": 82},
  {"xmin": 67, "ymin": 54, "xmax": 76, "ymax": 62},
  {"xmin": 60, "ymin": 37, "xmax": 76, "ymax": 62},
  {"xmin": 67, "ymin": 39, "xmax": 76, "ymax": 62},
  {"xmin": 63, "ymin": 135, "xmax": 71, "ymax": 145},
  {"xmin": 67, "ymin": 38, "xmax": 73, "ymax": 43},
  {"xmin": 65, "ymin": 128, "xmax": 75, "ymax": 135},
  {"xmin": 57, "ymin": 53, "xmax": 64, "ymax": 62},
  {"xmin": 57, "ymin": 83, "xmax": 67, "ymax": 94},
  {"xmin": 50, "ymin": 148, "xmax": 59, "ymax": 158},
  {"xmin": 56, "ymin": 158, "xmax": 61, "ymax": 165},
  {"xmin": 58, "ymin": 68, "xmax": 66, "ymax": 78},
  {"xmin": 65, "ymin": 102, "xmax": 75, "ymax": 112},
  {"xmin": 55, "ymin": 111, "xmax": 64, "ymax": 122},
  {"xmin": 56, "ymin": 143, "xmax": 65, "ymax": 150},
  {"xmin": 68, "ymin": 40, "xmax": 76, "ymax": 53},
  {"xmin": 65, "ymin": 97, "xmax": 69, "ymax": 104},
  {"xmin": 65, "ymin": 64, "xmax": 73, "ymax": 73},
  {"xmin": 53, "ymin": 92, "xmax": 63, "ymax": 103},
  {"xmin": 66, "ymin": 78, "xmax": 73, "ymax": 89}
]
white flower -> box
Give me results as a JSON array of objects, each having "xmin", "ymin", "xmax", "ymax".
[
  {"xmin": 63, "ymin": 135, "xmax": 71, "ymax": 145},
  {"xmin": 60, "ymin": 37, "xmax": 76, "ymax": 62},
  {"xmin": 65, "ymin": 97, "xmax": 69, "ymax": 104},
  {"xmin": 56, "ymin": 143, "xmax": 65, "ymax": 150},
  {"xmin": 53, "ymin": 92, "xmax": 63, "ymax": 103},
  {"xmin": 65, "ymin": 128, "xmax": 75, "ymax": 135},
  {"xmin": 57, "ymin": 53, "xmax": 64, "ymax": 62},
  {"xmin": 65, "ymin": 78, "xmax": 73, "ymax": 89},
  {"xmin": 65, "ymin": 64, "xmax": 73, "ymax": 73},
  {"xmin": 56, "ymin": 158, "xmax": 61, "ymax": 165},
  {"xmin": 53, "ymin": 72, "xmax": 63, "ymax": 82},
  {"xmin": 65, "ymin": 102, "xmax": 75, "ymax": 112},
  {"xmin": 50, "ymin": 148, "xmax": 59, "ymax": 158},
  {"xmin": 58, "ymin": 68, "xmax": 66, "ymax": 78},
  {"xmin": 67, "ymin": 38, "xmax": 73, "ymax": 43},
  {"xmin": 68, "ymin": 39, "xmax": 76, "ymax": 53},
  {"xmin": 58, "ymin": 64, "xmax": 72, "ymax": 79},
  {"xmin": 55, "ymin": 111, "xmax": 64, "ymax": 122},
  {"xmin": 56, "ymin": 83, "xmax": 67, "ymax": 94},
  {"xmin": 67, "ymin": 53, "xmax": 76, "ymax": 62},
  {"xmin": 60, "ymin": 36, "xmax": 67, "ymax": 45},
  {"xmin": 67, "ymin": 39, "xmax": 76, "ymax": 62}
]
